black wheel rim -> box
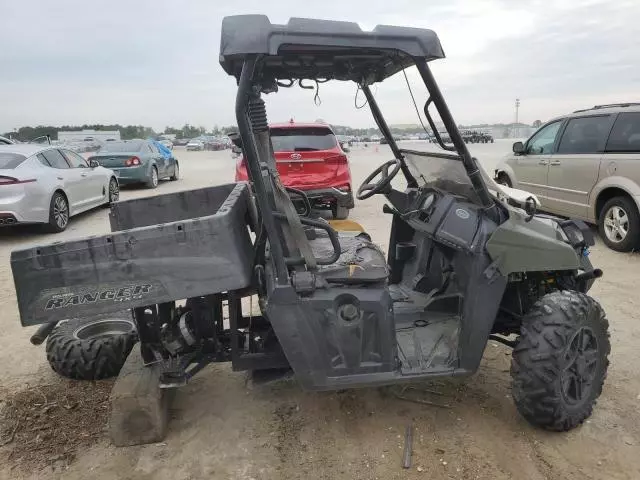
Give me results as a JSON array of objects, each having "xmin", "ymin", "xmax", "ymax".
[
  {"xmin": 73, "ymin": 319, "xmax": 135, "ymax": 341},
  {"xmin": 109, "ymin": 180, "xmax": 119, "ymax": 202},
  {"xmin": 53, "ymin": 195, "xmax": 68, "ymax": 229},
  {"xmin": 561, "ymin": 326, "xmax": 599, "ymax": 405}
]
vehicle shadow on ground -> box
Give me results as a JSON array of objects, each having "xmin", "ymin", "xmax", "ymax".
[{"xmin": 0, "ymin": 207, "xmax": 107, "ymax": 246}]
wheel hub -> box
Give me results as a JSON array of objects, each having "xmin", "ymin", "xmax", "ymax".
[
  {"xmin": 603, "ymin": 205, "xmax": 629, "ymax": 243},
  {"xmin": 561, "ymin": 326, "xmax": 598, "ymax": 405}
]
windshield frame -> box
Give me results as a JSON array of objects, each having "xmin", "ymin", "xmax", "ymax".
[{"xmin": 361, "ymin": 60, "xmax": 493, "ymax": 208}]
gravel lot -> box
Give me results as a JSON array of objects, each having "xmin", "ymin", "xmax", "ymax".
[{"xmin": 1, "ymin": 140, "xmax": 639, "ymax": 479}]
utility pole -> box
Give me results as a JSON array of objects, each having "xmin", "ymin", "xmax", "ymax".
[{"xmin": 514, "ymin": 98, "xmax": 520, "ymax": 138}]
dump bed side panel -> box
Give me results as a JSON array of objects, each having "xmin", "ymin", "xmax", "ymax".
[{"xmin": 11, "ymin": 183, "xmax": 254, "ymax": 326}]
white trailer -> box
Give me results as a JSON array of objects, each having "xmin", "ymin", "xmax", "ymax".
[{"xmin": 57, "ymin": 130, "xmax": 121, "ymax": 142}]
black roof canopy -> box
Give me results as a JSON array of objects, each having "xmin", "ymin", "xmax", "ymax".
[{"xmin": 219, "ymin": 15, "xmax": 445, "ymax": 84}]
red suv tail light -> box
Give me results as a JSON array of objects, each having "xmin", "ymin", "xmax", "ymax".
[
  {"xmin": 325, "ymin": 154, "xmax": 348, "ymax": 165},
  {"xmin": 124, "ymin": 156, "xmax": 141, "ymax": 166},
  {"xmin": 0, "ymin": 176, "xmax": 36, "ymax": 185}
]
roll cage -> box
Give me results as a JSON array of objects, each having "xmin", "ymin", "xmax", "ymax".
[{"xmin": 221, "ymin": 15, "xmax": 494, "ymax": 279}]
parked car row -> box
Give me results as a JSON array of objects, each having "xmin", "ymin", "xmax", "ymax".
[
  {"xmin": 185, "ymin": 136, "xmax": 232, "ymax": 151},
  {"xmin": 495, "ymin": 103, "xmax": 640, "ymax": 252},
  {"xmin": 0, "ymin": 139, "xmax": 180, "ymax": 233}
]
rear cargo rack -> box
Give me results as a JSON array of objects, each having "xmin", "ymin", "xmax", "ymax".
[{"xmin": 11, "ymin": 183, "xmax": 255, "ymax": 326}]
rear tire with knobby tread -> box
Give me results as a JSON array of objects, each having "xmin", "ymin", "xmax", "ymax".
[
  {"xmin": 45, "ymin": 313, "xmax": 137, "ymax": 380},
  {"xmin": 510, "ymin": 290, "xmax": 610, "ymax": 431}
]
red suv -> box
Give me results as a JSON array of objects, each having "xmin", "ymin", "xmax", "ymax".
[{"xmin": 235, "ymin": 122, "xmax": 354, "ymax": 219}]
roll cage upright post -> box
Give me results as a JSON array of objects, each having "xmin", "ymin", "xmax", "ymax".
[
  {"xmin": 415, "ymin": 61, "xmax": 494, "ymax": 208},
  {"xmin": 235, "ymin": 54, "xmax": 289, "ymax": 285},
  {"xmin": 362, "ymin": 85, "xmax": 418, "ymax": 189}
]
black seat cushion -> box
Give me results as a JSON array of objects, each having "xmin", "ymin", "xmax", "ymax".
[{"xmin": 309, "ymin": 231, "xmax": 389, "ymax": 284}]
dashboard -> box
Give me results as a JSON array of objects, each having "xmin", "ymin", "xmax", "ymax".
[{"xmin": 399, "ymin": 188, "xmax": 484, "ymax": 252}]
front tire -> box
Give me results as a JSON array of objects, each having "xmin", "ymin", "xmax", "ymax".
[
  {"xmin": 170, "ymin": 161, "xmax": 179, "ymax": 181},
  {"xmin": 45, "ymin": 313, "xmax": 137, "ymax": 380},
  {"xmin": 333, "ymin": 204, "xmax": 350, "ymax": 220},
  {"xmin": 146, "ymin": 166, "xmax": 159, "ymax": 189},
  {"xmin": 598, "ymin": 196, "xmax": 639, "ymax": 252},
  {"xmin": 511, "ymin": 290, "xmax": 610, "ymax": 431},
  {"xmin": 46, "ymin": 191, "xmax": 69, "ymax": 233}
]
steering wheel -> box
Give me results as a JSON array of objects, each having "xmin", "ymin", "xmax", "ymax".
[{"xmin": 357, "ymin": 159, "xmax": 402, "ymax": 200}]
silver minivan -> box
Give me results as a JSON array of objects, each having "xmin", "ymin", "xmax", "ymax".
[{"xmin": 495, "ymin": 103, "xmax": 640, "ymax": 251}]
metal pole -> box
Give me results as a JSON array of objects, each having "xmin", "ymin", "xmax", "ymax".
[{"xmin": 515, "ymin": 98, "xmax": 520, "ymax": 138}]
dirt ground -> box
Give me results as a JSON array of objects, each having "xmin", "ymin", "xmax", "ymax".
[{"xmin": 1, "ymin": 140, "xmax": 639, "ymax": 480}]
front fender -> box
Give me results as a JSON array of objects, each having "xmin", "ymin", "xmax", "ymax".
[{"xmin": 486, "ymin": 208, "xmax": 579, "ymax": 275}]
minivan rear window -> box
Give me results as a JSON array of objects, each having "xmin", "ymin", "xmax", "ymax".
[
  {"xmin": 270, "ymin": 127, "xmax": 337, "ymax": 152},
  {"xmin": 606, "ymin": 113, "xmax": 640, "ymax": 153},
  {"xmin": 0, "ymin": 153, "xmax": 27, "ymax": 169}
]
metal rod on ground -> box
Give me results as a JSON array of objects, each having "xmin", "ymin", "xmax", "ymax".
[
  {"xmin": 30, "ymin": 322, "xmax": 57, "ymax": 345},
  {"xmin": 402, "ymin": 424, "xmax": 414, "ymax": 469}
]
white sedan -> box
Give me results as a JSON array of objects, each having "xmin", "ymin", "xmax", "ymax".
[{"xmin": 0, "ymin": 144, "xmax": 119, "ymax": 232}]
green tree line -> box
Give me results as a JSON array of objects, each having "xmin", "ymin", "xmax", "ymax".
[{"xmin": 2, "ymin": 124, "xmax": 242, "ymax": 142}]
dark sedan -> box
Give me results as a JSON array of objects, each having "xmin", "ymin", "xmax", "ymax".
[{"xmin": 88, "ymin": 139, "xmax": 179, "ymax": 188}]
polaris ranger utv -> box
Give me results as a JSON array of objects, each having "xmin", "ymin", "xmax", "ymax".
[{"xmin": 12, "ymin": 15, "xmax": 609, "ymax": 432}]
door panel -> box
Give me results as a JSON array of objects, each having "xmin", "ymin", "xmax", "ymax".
[
  {"xmin": 545, "ymin": 115, "xmax": 613, "ymax": 219},
  {"xmin": 510, "ymin": 120, "xmax": 563, "ymax": 199},
  {"xmin": 545, "ymin": 154, "xmax": 602, "ymax": 219},
  {"xmin": 62, "ymin": 149, "xmax": 104, "ymax": 208},
  {"xmin": 510, "ymin": 154, "xmax": 550, "ymax": 198},
  {"xmin": 148, "ymin": 144, "xmax": 166, "ymax": 177},
  {"xmin": 41, "ymin": 149, "xmax": 82, "ymax": 211}
]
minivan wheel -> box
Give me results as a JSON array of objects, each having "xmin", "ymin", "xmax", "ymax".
[
  {"xmin": 496, "ymin": 173, "xmax": 512, "ymax": 188},
  {"xmin": 598, "ymin": 196, "xmax": 640, "ymax": 252}
]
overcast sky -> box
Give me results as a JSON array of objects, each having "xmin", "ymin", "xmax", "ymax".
[{"xmin": 2, "ymin": 0, "xmax": 639, "ymax": 132}]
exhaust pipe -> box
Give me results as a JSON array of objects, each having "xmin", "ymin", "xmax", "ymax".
[
  {"xmin": 0, "ymin": 218, "xmax": 5, "ymax": 225},
  {"xmin": 575, "ymin": 268, "xmax": 603, "ymax": 282},
  {"xmin": 30, "ymin": 322, "xmax": 58, "ymax": 345},
  {"xmin": 5, "ymin": 217, "xmax": 16, "ymax": 224}
]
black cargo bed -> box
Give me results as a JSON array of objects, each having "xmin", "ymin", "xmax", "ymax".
[{"xmin": 11, "ymin": 183, "xmax": 254, "ymax": 326}]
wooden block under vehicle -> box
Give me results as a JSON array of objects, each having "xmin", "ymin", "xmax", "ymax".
[{"xmin": 108, "ymin": 344, "xmax": 171, "ymax": 446}]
